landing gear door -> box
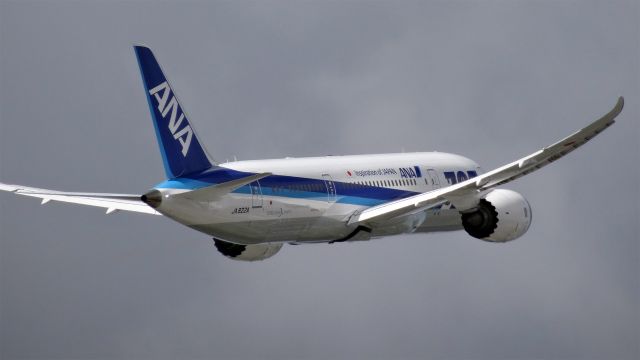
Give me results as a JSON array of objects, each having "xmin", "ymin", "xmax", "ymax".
[
  {"xmin": 250, "ymin": 181, "xmax": 263, "ymax": 208},
  {"xmin": 322, "ymin": 174, "xmax": 337, "ymax": 203},
  {"xmin": 426, "ymin": 169, "xmax": 441, "ymax": 189}
]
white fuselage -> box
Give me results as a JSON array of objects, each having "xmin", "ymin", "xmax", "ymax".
[{"xmin": 152, "ymin": 152, "xmax": 481, "ymax": 245}]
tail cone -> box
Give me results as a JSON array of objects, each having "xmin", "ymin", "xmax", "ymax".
[{"xmin": 141, "ymin": 190, "xmax": 162, "ymax": 208}]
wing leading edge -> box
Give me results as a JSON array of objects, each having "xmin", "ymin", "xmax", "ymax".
[
  {"xmin": 349, "ymin": 97, "xmax": 624, "ymax": 226},
  {"xmin": 0, "ymin": 183, "xmax": 159, "ymax": 215}
]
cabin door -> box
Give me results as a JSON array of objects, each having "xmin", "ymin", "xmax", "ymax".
[
  {"xmin": 250, "ymin": 181, "xmax": 263, "ymax": 208},
  {"xmin": 322, "ymin": 174, "xmax": 337, "ymax": 203},
  {"xmin": 426, "ymin": 169, "xmax": 441, "ymax": 189}
]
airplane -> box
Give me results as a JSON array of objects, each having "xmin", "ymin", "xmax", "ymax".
[{"xmin": 0, "ymin": 45, "xmax": 624, "ymax": 261}]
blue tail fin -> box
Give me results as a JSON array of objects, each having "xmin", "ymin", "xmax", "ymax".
[{"xmin": 134, "ymin": 45, "xmax": 213, "ymax": 178}]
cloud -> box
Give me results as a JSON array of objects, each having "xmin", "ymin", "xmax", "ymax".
[{"xmin": 1, "ymin": 1, "xmax": 638, "ymax": 359}]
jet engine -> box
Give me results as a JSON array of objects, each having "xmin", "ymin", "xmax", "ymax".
[
  {"xmin": 461, "ymin": 189, "xmax": 532, "ymax": 242},
  {"xmin": 213, "ymin": 239, "xmax": 283, "ymax": 261}
]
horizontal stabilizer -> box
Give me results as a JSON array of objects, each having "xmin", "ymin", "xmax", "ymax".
[
  {"xmin": 175, "ymin": 173, "xmax": 272, "ymax": 201},
  {"xmin": 0, "ymin": 183, "xmax": 159, "ymax": 215}
]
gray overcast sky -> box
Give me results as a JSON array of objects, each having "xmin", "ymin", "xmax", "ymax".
[{"xmin": 1, "ymin": 1, "xmax": 638, "ymax": 359}]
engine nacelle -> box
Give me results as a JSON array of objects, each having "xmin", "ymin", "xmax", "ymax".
[
  {"xmin": 461, "ymin": 189, "xmax": 532, "ymax": 242},
  {"xmin": 213, "ymin": 239, "xmax": 283, "ymax": 261}
]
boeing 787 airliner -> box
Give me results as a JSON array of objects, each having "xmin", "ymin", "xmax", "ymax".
[{"xmin": 0, "ymin": 46, "xmax": 624, "ymax": 261}]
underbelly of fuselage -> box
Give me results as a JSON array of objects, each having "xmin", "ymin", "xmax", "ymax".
[
  {"xmin": 155, "ymin": 191, "xmax": 464, "ymax": 245},
  {"xmin": 185, "ymin": 206, "xmax": 463, "ymax": 245}
]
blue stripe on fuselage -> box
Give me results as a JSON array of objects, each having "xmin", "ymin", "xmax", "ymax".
[{"xmin": 154, "ymin": 167, "xmax": 419, "ymax": 206}]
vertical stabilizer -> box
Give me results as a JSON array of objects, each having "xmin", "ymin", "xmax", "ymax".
[{"xmin": 134, "ymin": 45, "xmax": 214, "ymax": 178}]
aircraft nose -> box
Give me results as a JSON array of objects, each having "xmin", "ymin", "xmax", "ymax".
[{"xmin": 141, "ymin": 189, "xmax": 162, "ymax": 208}]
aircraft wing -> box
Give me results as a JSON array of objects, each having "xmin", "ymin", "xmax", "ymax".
[
  {"xmin": 0, "ymin": 183, "xmax": 159, "ymax": 215},
  {"xmin": 349, "ymin": 97, "xmax": 624, "ymax": 226}
]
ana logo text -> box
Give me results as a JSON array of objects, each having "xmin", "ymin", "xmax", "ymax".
[
  {"xmin": 148, "ymin": 81, "xmax": 193, "ymax": 157},
  {"xmin": 399, "ymin": 166, "xmax": 422, "ymax": 178}
]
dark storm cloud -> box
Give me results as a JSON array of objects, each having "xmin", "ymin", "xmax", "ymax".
[{"xmin": 1, "ymin": 1, "xmax": 638, "ymax": 359}]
